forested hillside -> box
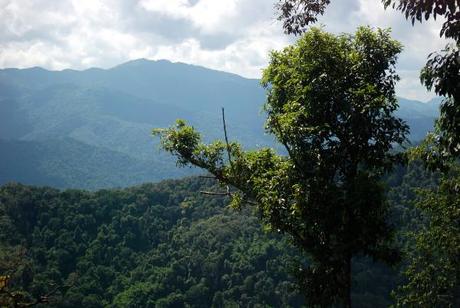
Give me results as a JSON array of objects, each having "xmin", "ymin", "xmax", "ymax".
[
  {"xmin": 0, "ymin": 138, "xmax": 189, "ymax": 190},
  {"xmin": 0, "ymin": 60, "xmax": 439, "ymax": 190},
  {"xmin": 0, "ymin": 163, "xmax": 437, "ymax": 307},
  {"xmin": 0, "ymin": 178, "xmax": 303, "ymax": 307},
  {"xmin": 1, "ymin": 0, "xmax": 459, "ymax": 306},
  {"xmin": 0, "ymin": 60, "xmax": 269, "ymax": 189}
]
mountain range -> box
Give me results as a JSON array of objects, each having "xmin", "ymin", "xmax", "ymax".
[{"xmin": 0, "ymin": 59, "xmax": 440, "ymax": 189}]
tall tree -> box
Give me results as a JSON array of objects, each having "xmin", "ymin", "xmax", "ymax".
[
  {"xmin": 276, "ymin": 5, "xmax": 459, "ymax": 303},
  {"xmin": 154, "ymin": 27, "xmax": 408, "ymax": 307}
]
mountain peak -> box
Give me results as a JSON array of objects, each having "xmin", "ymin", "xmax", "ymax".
[{"xmin": 113, "ymin": 58, "xmax": 171, "ymax": 69}]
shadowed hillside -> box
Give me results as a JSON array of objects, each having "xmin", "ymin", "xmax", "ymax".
[{"xmin": 0, "ymin": 59, "xmax": 440, "ymax": 189}]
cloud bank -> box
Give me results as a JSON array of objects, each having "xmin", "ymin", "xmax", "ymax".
[{"xmin": 0, "ymin": 0, "xmax": 448, "ymax": 100}]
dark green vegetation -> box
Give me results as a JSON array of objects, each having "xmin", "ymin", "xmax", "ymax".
[
  {"xmin": 0, "ymin": 1, "xmax": 457, "ymax": 306},
  {"xmin": 395, "ymin": 166, "xmax": 460, "ymax": 307},
  {"xmin": 154, "ymin": 27, "xmax": 412, "ymax": 307},
  {"xmin": 0, "ymin": 178, "xmax": 303, "ymax": 307},
  {"xmin": 0, "ymin": 59, "xmax": 439, "ymax": 190},
  {"xmin": 0, "ymin": 162, "xmax": 440, "ymax": 307},
  {"xmin": 272, "ymin": 1, "xmax": 460, "ymax": 305}
]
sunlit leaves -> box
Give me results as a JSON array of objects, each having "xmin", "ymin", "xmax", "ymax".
[{"xmin": 154, "ymin": 27, "xmax": 407, "ymax": 306}]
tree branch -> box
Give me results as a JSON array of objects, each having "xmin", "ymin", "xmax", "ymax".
[
  {"xmin": 222, "ymin": 107, "xmax": 234, "ymax": 171},
  {"xmin": 198, "ymin": 175, "xmax": 218, "ymax": 179}
]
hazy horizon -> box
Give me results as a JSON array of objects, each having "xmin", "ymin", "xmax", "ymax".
[{"xmin": 1, "ymin": 0, "xmax": 450, "ymax": 101}]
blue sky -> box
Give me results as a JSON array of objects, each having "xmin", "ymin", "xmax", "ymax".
[{"xmin": 0, "ymin": 0, "xmax": 448, "ymax": 101}]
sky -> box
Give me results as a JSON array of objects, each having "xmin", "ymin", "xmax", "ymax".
[{"xmin": 0, "ymin": 0, "xmax": 449, "ymax": 101}]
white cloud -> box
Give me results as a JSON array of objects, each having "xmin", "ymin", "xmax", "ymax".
[
  {"xmin": 397, "ymin": 69, "xmax": 432, "ymax": 101},
  {"xmin": 0, "ymin": 0, "xmax": 449, "ymax": 101},
  {"xmin": 139, "ymin": 0, "xmax": 240, "ymax": 34},
  {"xmin": 139, "ymin": 0, "xmax": 192, "ymax": 19},
  {"xmin": 153, "ymin": 24, "xmax": 287, "ymax": 78}
]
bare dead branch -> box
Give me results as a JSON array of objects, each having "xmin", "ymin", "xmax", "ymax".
[
  {"xmin": 200, "ymin": 191, "xmax": 231, "ymax": 196},
  {"xmin": 222, "ymin": 108, "xmax": 234, "ymax": 171},
  {"xmin": 198, "ymin": 175, "xmax": 218, "ymax": 179}
]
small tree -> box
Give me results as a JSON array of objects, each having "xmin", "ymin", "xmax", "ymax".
[{"xmin": 154, "ymin": 27, "xmax": 408, "ymax": 307}]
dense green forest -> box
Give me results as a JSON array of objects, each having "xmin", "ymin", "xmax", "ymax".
[
  {"xmin": 151, "ymin": 1, "xmax": 460, "ymax": 304},
  {"xmin": 0, "ymin": 178, "xmax": 302, "ymax": 307},
  {"xmin": 0, "ymin": 162, "xmax": 438, "ymax": 307},
  {"xmin": 0, "ymin": 1, "xmax": 458, "ymax": 306}
]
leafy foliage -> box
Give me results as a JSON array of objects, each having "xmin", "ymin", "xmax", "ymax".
[
  {"xmin": 274, "ymin": 0, "xmax": 460, "ymax": 163},
  {"xmin": 395, "ymin": 165, "xmax": 460, "ymax": 307},
  {"xmin": 155, "ymin": 27, "xmax": 408, "ymax": 307},
  {"xmin": 0, "ymin": 162, "xmax": 444, "ymax": 307},
  {"xmin": 273, "ymin": 3, "xmax": 459, "ymax": 303},
  {"xmin": 277, "ymin": 0, "xmax": 459, "ymax": 41},
  {"xmin": 0, "ymin": 178, "xmax": 306, "ymax": 307},
  {"xmin": 420, "ymin": 44, "xmax": 460, "ymax": 162},
  {"xmin": 275, "ymin": 0, "xmax": 331, "ymax": 35},
  {"xmin": 382, "ymin": 0, "xmax": 460, "ymax": 41}
]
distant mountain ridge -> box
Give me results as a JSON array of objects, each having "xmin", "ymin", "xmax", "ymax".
[
  {"xmin": 396, "ymin": 97, "xmax": 440, "ymax": 141},
  {"xmin": 0, "ymin": 59, "xmax": 440, "ymax": 189}
]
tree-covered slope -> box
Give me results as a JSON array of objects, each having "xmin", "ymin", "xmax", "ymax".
[
  {"xmin": 395, "ymin": 97, "xmax": 440, "ymax": 141},
  {"xmin": 0, "ymin": 59, "xmax": 440, "ymax": 190},
  {"xmin": 0, "ymin": 163, "xmax": 437, "ymax": 307},
  {"xmin": 0, "ymin": 138, "xmax": 194, "ymax": 190},
  {"xmin": 0, "ymin": 178, "xmax": 304, "ymax": 307}
]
